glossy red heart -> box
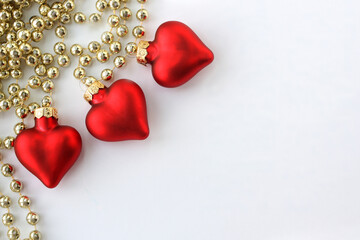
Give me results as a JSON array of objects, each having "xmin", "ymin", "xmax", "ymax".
[
  {"xmin": 145, "ymin": 21, "xmax": 214, "ymax": 88},
  {"xmin": 86, "ymin": 79, "xmax": 149, "ymax": 141},
  {"xmin": 14, "ymin": 116, "xmax": 82, "ymax": 188}
]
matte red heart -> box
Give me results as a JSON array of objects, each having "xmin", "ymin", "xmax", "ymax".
[
  {"xmin": 14, "ymin": 116, "xmax": 82, "ymax": 188},
  {"xmin": 145, "ymin": 21, "xmax": 214, "ymax": 88},
  {"xmin": 86, "ymin": 79, "xmax": 149, "ymax": 141}
]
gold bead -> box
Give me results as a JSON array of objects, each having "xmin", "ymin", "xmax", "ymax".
[
  {"xmin": 88, "ymin": 41, "xmax": 101, "ymax": 53},
  {"xmin": 47, "ymin": 8, "xmax": 60, "ymax": 21},
  {"xmin": 18, "ymin": 196, "xmax": 31, "ymax": 208},
  {"xmin": 28, "ymin": 102, "xmax": 40, "ymax": 114},
  {"xmin": 116, "ymin": 24, "xmax": 128, "ymax": 37},
  {"xmin": 96, "ymin": 50, "xmax": 110, "ymax": 63},
  {"xmin": 42, "ymin": 53, "xmax": 54, "ymax": 65},
  {"xmin": 0, "ymin": 100, "xmax": 11, "ymax": 111},
  {"xmin": 55, "ymin": 25, "xmax": 67, "ymax": 38},
  {"xmin": 16, "ymin": 106, "xmax": 29, "ymax": 119},
  {"xmin": 13, "ymin": 20, "xmax": 25, "ymax": 31},
  {"xmin": 60, "ymin": 13, "xmax": 71, "ymax": 24},
  {"xmin": 19, "ymin": 43, "xmax": 33, "ymax": 54},
  {"xmin": 9, "ymin": 48, "xmax": 22, "ymax": 59},
  {"xmin": 101, "ymin": 69, "xmax": 113, "ymax": 81},
  {"xmin": 54, "ymin": 42, "xmax": 66, "ymax": 54},
  {"xmin": 110, "ymin": 41, "xmax": 121, "ymax": 54},
  {"xmin": 109, "ymin": 0, "xmax": 121, "ymax": 10},
  {"xmin": 10, "ymin": 179, "xmax": 22, "ymax": 192},
  {"xmin": 63, "ymin": 0, "xmax": 75, "ymax": 12},
  {"xmin": 11, "ymin": 96, "xmax": 22, "ymax": 107},
  {"xmin": 6, "ymin": 32, "xmax": 16, "ymax": 42},
  {"xmin": 26, "ymin": 55, "xmax": 39, "ymax": 66},
  {"xmin": 33, "ymin": 47, "xmax": 42, "ymax": 58},
  {"xmin": 35, "ymin": 64, "xmax": 47, "ymax": 76},
  {"xmin": 70, "ymin": 44, "xmax": 83, "ymax": 56},
  {"xmin": 41, "ymin": 96, "xmax": 52, "ymax": 107},
  {"xmin": 132, "ymin": 25, "xmax": 145, "ymax": 38},
  {"xmin": 28, "ymin": 76, "xmax": 41, "ymax": 88},
  {"xmin": 8, "ymin": 83, "xmax": 20, "ymax": 95},
  {"xmin": 57, "ymin": 55, "xmax": 70, "ymax": 67},
  {"xmin": 79, "ymin": 54, "xmax": 92, "ymax": 66},
  {"xmin": 89, "ymin": 13, "xmax": 101, "ymax": 23},
  {"xmin": 31, "ymin": 31, "xmax": 43, "ymax": 42},
  {"xmin": 0, "ymin": 70, "xmax": 9, "ymax": 79},
  {"xmin": 2, "ymin": 213, "xmax": 14, "ymax": 226},
  {"xmin": 119, "ymin": 7, "xmax": 132, "ymax": 20},
  {"xmin": 52, "ymin": 1, "xmax": 63, "ymax": 9},
  {"xmin": 137, "ymin": 0, "xmax": 147, "ymax": 3},
  {"xmin": 17, "ymin": 29, "xmax": 31, "ymax": 41},
  {"xmin": 74, "ymin": 12, "xmax": 86, "ymax": 23},
  {"xmin": 9, "ymin": 58, "xmax": 21, "ymax": 68},
  {"xmin": 96, "ymin": 0, "xmax": 108, "ymax": 11},
  {"xmin": 7, "ymin": 227, "xmax": 20, "ymax": 240},
  {"xmin": 101, "ymin": 31, "xmax": 114, "ymax": 44},
  {"xmin": 114, "ymin": 56, "xmax": 126, "ymax": 68},
  {"xmin": 11, "ymin": 69, "xmax": 22, "ymax": 79},
  {"xmin": 12, "ymin": 9, "xmax": 22, "ymax": 19},
  {"xmin": 43, "ymin": 17, "xmax": 54, "ymax": 30},
  {"xmin": 31, "ymin": 17, "xmax": 45, "ymax": 30},
  {"xmin": 74, "ymin": 67, "xmax": 86, "ymax": 79},
  {"xmin": 47, "ymin": 66, "xmax": 60, "ymax": 79},
  {"xmin": 39, "ymin": 4, "xmax": 51, "ymax": 16},
  {"xmin": 18, "ymin": 89, "xmax": 30, "ymax": 101},
  {"xmin": 108, "ymin": 14, "xmax": 120, "ymax": 28},
  {"xmin": 1, "ymin": 164, "xmax": 14, "ymax": 177},
  {"xmin": 83, "ymin": 76, "xmax": 97, "ymax": 86},
  {"xmin": 125, "ymin": 42, "xmax": 137, "ymax": 55},
  {"xmin": 0, "ymin": 10, "xmax": 11, "ymax": 22},
  {"xmin": 29, "ymin": 230, "xmax": 41, "ymax": 240},
  {"xmin": 26, "ymin": 212, "xmax": 39, "ymax": 225},
  {"xmin": 14, "ymin": 122, "xmax": 25, "ymax": 135},
  {"xmin": 136, "ymin": 9, "xmax": 148, "ymax": 21},
  {"xmin": 0, "ymin": 195, "xmax": 11, "ymax": 208},
  {"xmin": 3, "ymin": 136, "xmax": 14, "ymax": 149},
  {"xmin": 41, "ymin": 79, "xmax": 54, "ymax": 93}
]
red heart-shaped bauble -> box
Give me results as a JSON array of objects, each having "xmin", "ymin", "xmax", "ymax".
[
  {"xmin": 145, "ymin": 21, "xmax": 214, "ymax": 88},
  {"xmin": 14, "ymin": 117, "xmax": 82, "ymax": 188},
  {"xmin": 86, "ymin": 79, "xmax": 149, "ymax": 141}
]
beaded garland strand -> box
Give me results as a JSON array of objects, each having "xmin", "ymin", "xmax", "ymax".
[
  {"xmin": 0, "ymin": 0, "xmax": 148, "ymax": 239},
  {"xmin": 71, "ymin": 0, "xmax": 148, "ymax": 84}
]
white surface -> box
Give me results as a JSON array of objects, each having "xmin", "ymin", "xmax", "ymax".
[{"xmin": 1, "ymin": 0, "xmax": 360, "ymax": 239}]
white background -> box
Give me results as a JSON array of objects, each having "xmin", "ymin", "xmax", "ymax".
[{"xmin": 1, "ymin": 0, "xmax": 360, "ymax": 239}]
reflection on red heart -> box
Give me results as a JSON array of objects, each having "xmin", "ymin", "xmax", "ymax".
[
  {"xmin": 86, "ymin": 79, "xmax": 149, "ymax": 141},
  {"xmin": 14, "ymin": 111, "xmax": 82, "ymax": 188},
  {"xmin": 140, "ymin": 21, "xmax": 214, "ymax": 88}
]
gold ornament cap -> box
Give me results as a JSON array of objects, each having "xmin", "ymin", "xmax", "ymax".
[
  {"xmin": 84, "ymin": 80, "xmax": 105, "ymax": 102},
  {"xmin": 136, "ymin": 40, "xmax": 149, "ymax": 65},
  {"xmin": 34, "ymin": 107, "xmax": 58, "ymax": 119}
]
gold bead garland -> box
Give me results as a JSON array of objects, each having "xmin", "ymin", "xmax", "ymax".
[
  {"xmin": 67, "ymin": 0, "xmax": 148, "ymax": 85},
  {"xmin": 0, "ymin": 152, "xmax": 41, "ymax": 240}
]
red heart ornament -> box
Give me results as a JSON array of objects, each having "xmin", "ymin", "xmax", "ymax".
[
  {"xmin": 14, "ymin": 108, "xmax": 82, "ymax": 188},
  {"xmin": 137, "ymin": 21, "xmax": 214, "ymax": 88},
  {"xmin": 85, "ymin": 79, "xmax": 149, "ymax": 141}
]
